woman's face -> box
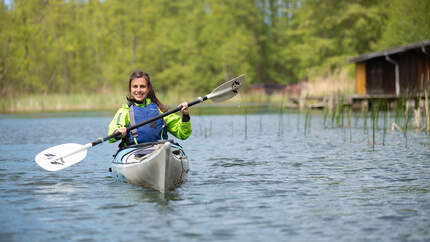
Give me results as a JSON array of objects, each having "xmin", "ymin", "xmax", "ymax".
[{"xmin": 130, "ymin": 77, "xmax": 150, "ymax": 102}]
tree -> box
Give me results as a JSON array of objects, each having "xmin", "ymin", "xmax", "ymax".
[
  {"xmin": 280, "ymin": 0, "xmax": 384, "ymax": 80},
  {"xmin": 375, "ymin": 0, "xmax": 430, "ymax": 49}
]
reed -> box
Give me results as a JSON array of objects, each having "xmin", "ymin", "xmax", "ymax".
[
  {"xmin": 323, "ymin": 105, "xmax": 329, "ymax": 128},
  {"xmin": 425, "ymin": 90, "xmax": 430, "ymax": 134},
  {"xmin": 244, "ymin": 107, "xmax": 248, "ymax": 140},
  {"xmin": 403, "ymin": 99, "xmax": 410, "ymax": 147},
  {"xmin": 330, "ymin": 101, "xmax": 336, "ymax": 128},
  {"xmin": 412, "ymin": 94, "xmax": 422, "ymax": 131},
  {"xmin": 259, "ymin": 114, "xmax": 263, "ymax": 134},
  {"xmin": 304, "ymin": 68, "xmax": 355, "ymax": 97},
  {"xmin": 348, "ymin": 107, "xmax": 352, "ymax": 143},
  {"xmin": 278, "ymin": 94, "xmax": 285, "ymax": 137},
  {"xmin": 394, "ymin": 95, "xmax": 406, "ymax": 125},
  {"xmin": 304, "ymin": 108, "xmax": 312, "ymax": 135},
  {"xmin": 336, "ymin": 96, "xmax": 345, "ymax": 128},
  {"xmin": 383, "ymin": 103, "xmax": 388, "ymax": 146},
  {"xmin": 343, "ymin": 116, "xmax": 347, "ymax": 143},
  {"xmin": 363, "ymin": 109, "xmax": 368, "ymax": 134},
  {"xmin": 327, "ymin": 94, "xmax": 344, "ymax": 128},
  {"xmin": 199, "ymin": 117, "xmax": 212, "ymax": 138},
  {"xmin": 362, "ymin": 108, "xmax": 369, "ymax": 144},
  {"xmin": 198, "ymin": 122, "xmax": 203, "ymax": 137},
  {"xmin": 354, "ymin": 109, "xmax": 360, "ymax": 128},
  {"xmin": 370, "ymin": 101, "xmax": 379, "ymax": 150},
  {"xmin": 204, "ymin": 126, "xmax": 209, "ymax": 138},
  {"xmin": 277, "ymin": 113, "xmax": 283, "ymax": 137},
  {"xmin": 232, "ymin": 117, "xmax": 235, "ymax": 136}
]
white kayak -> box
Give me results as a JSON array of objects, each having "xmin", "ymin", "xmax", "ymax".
[{"xmin": 110, "ymin": 141, "xmax": 189, "ymax": 192}]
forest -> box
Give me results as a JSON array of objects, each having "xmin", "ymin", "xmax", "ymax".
[{"xmin": 1, "ymin": 0, "xmax": 429, "ymax": 97}]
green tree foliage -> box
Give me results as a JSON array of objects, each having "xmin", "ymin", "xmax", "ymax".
[
  {"xmin": 281, "ymin": 0, "xmax": 384, "ymax": 79},
  {"xmin": 0, "ymin": 0, "xmax": 429, "ymax": 97},
  {"xmin": 375, "ymin": 0, "xmax": 430, "ymax": 49}
]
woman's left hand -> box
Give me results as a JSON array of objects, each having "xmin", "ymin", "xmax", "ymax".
[{"xmin": 179, "ymin": 102, "xmax": 189, "ymax": 115}]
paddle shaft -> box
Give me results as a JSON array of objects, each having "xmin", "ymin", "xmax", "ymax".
[{"xmin": 91, "ymin": 96, "xmax": 209, "ymax": 146}]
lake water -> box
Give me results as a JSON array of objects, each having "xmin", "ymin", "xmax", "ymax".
[{"xmin": 1, "ymin": 110, "xmax": 430, "ymax": 241}]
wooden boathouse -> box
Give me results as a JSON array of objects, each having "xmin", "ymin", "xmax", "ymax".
[
  {"xmin": 349, "ymin": 40, "xmax": 430, "ymax": 108},
  {"xmin": 262, "ymin": 40, "xmax": 430, "ymax": 110}
]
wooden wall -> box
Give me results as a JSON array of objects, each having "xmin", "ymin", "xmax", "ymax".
[
  {"xmin": 355, "ymin": 62, "xmax": 366, "ymax": 95},
  {"xmin": 355, "ymin": 47, "xmax": 430, "ymax": 96}
]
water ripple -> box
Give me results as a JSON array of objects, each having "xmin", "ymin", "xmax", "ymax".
[{"xmin": 1, "ymin": 113, "xmax": 430, "ymax": 241}]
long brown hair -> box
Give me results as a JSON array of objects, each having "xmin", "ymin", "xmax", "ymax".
[{"xmin": 127, "ymin": 70, "xmax": 168, "ymax": 112}]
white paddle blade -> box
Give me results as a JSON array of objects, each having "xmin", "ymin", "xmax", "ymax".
[
  {"xmin": 35, "ymin": 143, "xmax": 89, "ymax": 171},
  {"xmin": 208, "ymin": 74, "xmax": 245, "ymax": 103}
]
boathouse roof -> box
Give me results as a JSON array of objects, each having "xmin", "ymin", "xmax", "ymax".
[{"xmin": 349, "ymin": 39, "xmax": 430, "ymax": 63}]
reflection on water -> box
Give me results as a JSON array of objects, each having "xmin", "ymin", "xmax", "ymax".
[{"xmin": 0, "ymin": 111, "xmax": 430, "ymax": 241}]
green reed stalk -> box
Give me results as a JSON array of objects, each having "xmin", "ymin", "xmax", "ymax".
[
  {"xmin": 323, "ymin": 106, "xmax": 329, "ymax": 128},
  {"xmin": 203, "ymin": 118, "xmax": 209, "ymax": 138},
  {"xmin": 331, "ymin": 104, "xmax": 336, "ymax": 128},
  {"xmin": 348, "ymin": 107, "xmax": 352, "ymax": 143},
  {"xmin": 278, "ymin": 97, "xmax": 284, "ymax": 137},
  {"xmin": 343, "ymin": 115, "xmax": 347, "ymax": 142},
  {"xmin": 354, "ymin": 110, "xmax": 359, "ymax": 128},
  {"xmin": 232, "ymin": 117, "xmax": 234, "ymax": 136},
  {"xmin": 304, "ymin": 108, "xmax": 311, "ymax": 135},
  {"xmin": 403, "ymin": 99, "xmax": 410, "ymax": 147},
  {"xmin": 363, "ymin": 109, "xmax": 368, "ymax": 134},
  {"xmin": 304, "ymin": 110, "xmax": 307, "ymax": 135},
  {"xmin": 336, "ymin": 97, "xmax": 345, "ymax": 128},
  {"xmin": 335, "ymin": 98, "xmax": 340, "ymax": 127},
  {"xmin": 363, "ymin": 108, "xmax": 369, "ymax": 144},
  {"xmin": 395, "ymin": 95, "xmax": 406, "ymax": 125},
  {"xmin": 278, "ymin": 113, "xmax": 282, "ymax": 137},
  {"xmin": 244, "ymin": 108, "xmax": 248, "ymax": 140},
  {"xmin": 425, "ymin": 90, "xmax": 429, "ymax": 134},
  {"xmin": 259, "ymin": 114, "xmax": 263, "ymax": 134},
  {"xmin": 383, "ymin": 102, "xmax": 388, "ymax": 146},
  {"xmin": 341, "ymin": 104, "xmax": 345, "ymax": 128},
  {"xmin": 370, "ymin": 101, "xmax": 379, "ymax": 150},
  {"xmin": 199, "ymin": 122, "xmax": 203, "ymax": 137}
]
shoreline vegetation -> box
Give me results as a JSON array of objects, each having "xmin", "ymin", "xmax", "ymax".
[
  {"xmin": 2, "ymin": 80, "xmax": 429, "ymax": 142},
  {"xmin": 0, "ymin": 92, "xmax": 291, "ymax": 113},
  {"xmin": 1, "ymin": 69, "xmax": 356, "ymax": 114},
  {"xmin": 2, "ymin": 1, "xmax": 428, "ymax": 111}
]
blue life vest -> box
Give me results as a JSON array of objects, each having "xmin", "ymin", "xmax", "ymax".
[{"xmin": 127, "ymin": 102, "xmax": 167, "ymax": 144}]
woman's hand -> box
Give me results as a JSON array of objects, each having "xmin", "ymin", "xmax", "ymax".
[
  {"xmin": 179, "ymin": 102, "xmax": 189, "ymax": 115},
  {"xmin": 116, "ymin": 127, "xmax": 127, "ymax": 137}
]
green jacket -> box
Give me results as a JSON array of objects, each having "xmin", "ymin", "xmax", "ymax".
[{"xmin": 108, "ymin": 99, "xmax": 192, "ymax": 143}]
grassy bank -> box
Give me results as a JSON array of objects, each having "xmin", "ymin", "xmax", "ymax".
[
  {"xmin": 304, "ymin": 68, "xmax": 355, "ymax": 97},
  {"xmin": 0, "ymin": 70, "xmax": 355, "ymax": 113},
  {"xmin": 0, "ymin": 93, "xmax": 126, "ymax": 113},
  {"xmin": 0, "ymin": 92, "xmax": 292, "ymax": 113}
]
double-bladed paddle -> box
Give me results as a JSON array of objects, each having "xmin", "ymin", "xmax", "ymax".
[{"xmin": 35, "ymin": 74, "xmax": 245, "ymax": 171}]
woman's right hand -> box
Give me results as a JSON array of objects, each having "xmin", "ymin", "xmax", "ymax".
[{"xmin": 116, "ymin": 127, "xmax": 127, "ymax": 137}]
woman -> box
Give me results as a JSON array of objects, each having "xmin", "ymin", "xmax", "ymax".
[{"xmin": 108, "ymin": 70, "xmax": 192, "ymax": 147}]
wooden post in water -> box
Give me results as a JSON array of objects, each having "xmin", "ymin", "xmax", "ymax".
[{"xmin": 413, "ymin": 94, "xmax": 422, "ymax": 130}]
